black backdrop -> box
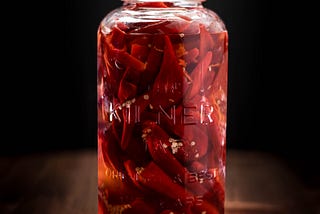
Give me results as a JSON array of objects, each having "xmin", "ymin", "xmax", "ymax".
[{"xmin": 3, "ymin": 0, "xmax": 318, "ymax": 185}]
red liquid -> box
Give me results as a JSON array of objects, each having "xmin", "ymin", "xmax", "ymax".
[{"xmin": 98, "ymin": 13, "xmax": 228, "ymax": 213}]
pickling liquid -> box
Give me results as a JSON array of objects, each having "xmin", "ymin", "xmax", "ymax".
[{"xmin": 98, "ymin": 16, "xmax": 228, "ymax": 214}]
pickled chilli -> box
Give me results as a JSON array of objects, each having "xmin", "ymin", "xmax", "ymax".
[{"xmin": 98, "ymin": 2, "xmax": 228, "ymax": 213}]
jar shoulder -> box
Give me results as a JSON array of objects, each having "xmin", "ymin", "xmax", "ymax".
[{"xmin": 99, "ymin": 6, "xmax": 226, "ymax": 34}]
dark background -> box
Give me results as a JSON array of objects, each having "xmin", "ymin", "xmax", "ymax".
[{"xmin": 3, "ymin": 0, "xmax": 318, "ymax": 186}]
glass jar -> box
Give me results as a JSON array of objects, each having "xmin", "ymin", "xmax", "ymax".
[{"xmin": 98, "ymin": 0, "xmax": 228, "ymax": 213}]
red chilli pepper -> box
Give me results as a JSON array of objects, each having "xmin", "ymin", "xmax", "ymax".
[
  {"xmin": 99, "ymin": 34, "xmax": 125, "ymax": 97},
  {"xmin": 142, "ymin": 121, "xmax": 208, "ymax": 196},
  {"xmin": 160, "ymin": 209, "xmax": 192, "ymax": 214},
  {"xmin": 186, "ymin": 51, "xmax": 213, "ymax": 100},
  {"xmin": 191, "ymin": 200, "xmax": 220, "ymax": 214},
  {"xmin": 204, "ymin": 33, "xmax": 228, "ymax": 97},
  {"xmin": 174, "ymin": 125, "xmax": 209, "ymax": 164},
  {"xmin": 202, "ymin": 178, "xmax": 225, "ymax": 214},
  {"xmin": 207, "ymin": 122, "xmax": 223, "ymax": 167},
  {"xmin": 188, "ymin": 161, "xmax": 206, "ymax": 172},
  {"xmin": 153, "ymin": 104, "xmax": 184, "ymax": 137},
  {"xmin": 184, "ymin": 47, "xmax": 200, "ymax": 64},
  {"xmin": 123, "ymin": 160, "xmax": 151, "ymax": 193},
  {"xmin": 149, "ymin": 35, "xmax": 187, "ymax": 110},
  {"xmin": 118, "ymin": 77, "xmax": 137, "ymax": 102},
  {"xmin": 120, "ymin": 94, "xmax": 150, "ymax": 150},
  {"xmin": 99, "ymin": 134, "xmax": 143, "ymax": 205},
  {"xmin": 100, "ymin": 129, "xmax": 124, "ymax": 171},
  {"xmin": 110, "ymin": 26, "xmax": 126, "ymax": 49},
  {"xmin": 139, "ymin": 35, "xmax": 164, "ymax": 93},
  {"xmin": 131, "ymin": 43, "xmax": 150, "ymax": 63},
  {"xmin": 136, "ymin": 161, "xmax": 193, "ymax": 204},
  {"xmin": 117, "ymin": 37, "xmax": 151, "ymax": 101},
  {"xmin": 160, "ymin": 210, "xmax": 174, "ymax": 214},
  {"xmin": 122, "ymin": 123, "xmax": 150, "ymax": 166},
  {"xmin": 199, "ymin": 25, "xmax": 214, "ymax": 60},
  {"xmin": 128, "ymin": 34, "xmax": 152, "ymax": 47},
  {"xmin": 136, "ymin": 2, "xmax": 171, "ymax": 8},
  {"xmin": 212, "ymin": 47, "xmax": 228, "ymax": 94},
  {"xmin": 111, "ymin": 49, "xmax": 146, "ymax": 72},
  {"xmin": 142, "ymin": 121, "xmax": 188, "ymax": 182},
  {"xmin": 123, "ymin": 198, "xmax": 157, "ymax": 214},
  {"xmin": 211, "ymin": 32, "xmax": 227, "ymax": 65}
]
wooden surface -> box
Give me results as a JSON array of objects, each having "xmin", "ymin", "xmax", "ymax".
[
  {"xmin": 0, "ymin": 150, "xmax": 319, "ymax": 214},
  {"xmin": 226, "ymin": 151, "xmax": 319, "ymax": 214}
]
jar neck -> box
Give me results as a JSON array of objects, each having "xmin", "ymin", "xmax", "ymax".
[{"xmin": 123, "ymin": 0, "xmax": 204, "ymax": 7}]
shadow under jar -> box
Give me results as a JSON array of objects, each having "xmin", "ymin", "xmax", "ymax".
[{"xmin": 98, "ymin": 0, "xmax": 228, "ymax": 213}]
